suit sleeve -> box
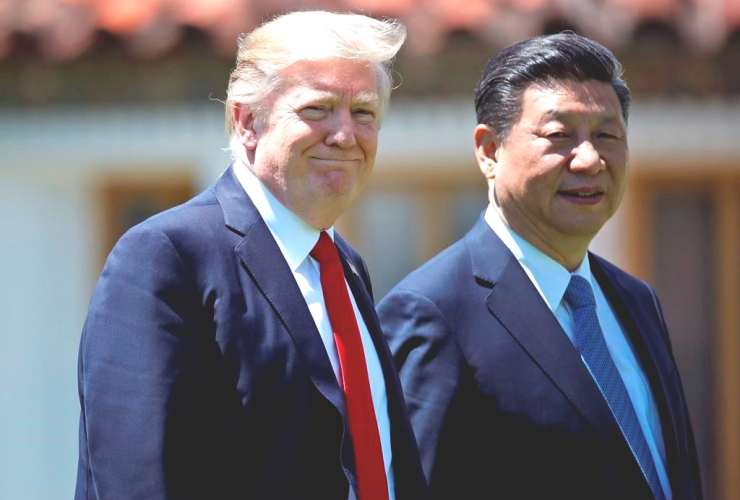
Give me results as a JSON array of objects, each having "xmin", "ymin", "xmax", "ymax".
[
  {"xmin": 77, "ymin": 224, "xmax": 213, "ymax": 499},
  {"xmin": 377, "ymin": 288, "xmax": 465, "ymax": 484}
]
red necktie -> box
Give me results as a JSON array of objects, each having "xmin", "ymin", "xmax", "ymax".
[{"xmin": 310, "ymin": 231, "xmax": 389, "ymax": 500}]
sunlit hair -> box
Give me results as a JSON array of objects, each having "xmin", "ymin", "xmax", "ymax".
[
  {"xmin": 475, "ymin": 32, "xmax": 631, "ymax": 144},
  {"xmin": 225, "ymin": 10, "xmax": 406, "ymax": 153}
]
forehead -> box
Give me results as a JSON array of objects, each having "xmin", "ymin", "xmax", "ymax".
[
  {"xmin": 520, "ymin": 79, "xmax": 624, "ymax": 123},
  {"xmin": 275, "ymin": 58, "xmax": 380, "ymax": 102}
]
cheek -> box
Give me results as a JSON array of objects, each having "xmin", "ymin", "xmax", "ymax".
[
  {"xmin": 612, "ymin": 168, "xmax": 629, "ymax": 203},
  {"xmin": 518, "ymin": 165, "xmax": 557, "ymax": 194},
  {"xmin": 358, "ymin": 125, "xmax": 379, "ymax": 151},
  {"xmin": 273, "ymin": 119, "xmax": 315, "ymax": 150},
  {"xmin": 604, "ymin": 143, "xmax": 628, "ymax": 166},
  {"xmin": 365, "ymin": 139, "xmax": 378, "ymax": 159},
  {"xmin": 607, "ymin": 152, "xmax": 629, "ymax": 185},
  {"xmin": 499, "ymin": 145, "xmax": 555, "ymax": 187}
]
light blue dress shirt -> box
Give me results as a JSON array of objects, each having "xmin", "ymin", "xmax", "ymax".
[
  {"xmin": 485, "ymin": 204, "xmax": 672, "ymax": 499},
  {"xmin": 233, "ymin": 160, "xmax": 395, "ymax": 499}
]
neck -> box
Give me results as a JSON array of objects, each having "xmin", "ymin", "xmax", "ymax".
[
  {"xmin": 496, "ymin": 206, "xmax": 591, "ymax": 272},
  {"xmin": 291, "ymin": 209, "xmax": 338, "ymax": 233}
]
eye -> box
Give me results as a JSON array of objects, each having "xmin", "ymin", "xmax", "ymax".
[
  {"xmin": 545, "ymin": 131, "xmax": 569, "ymax": 139},
  {"xmin": 596, "ymin": 131, "xmax": 620, "ymax": 140},
  {"xmin": 300, "ymin": 106, "xmax": 329, "ymax": 121},
  {"xmin": 353, "ymin": 108, "xmax": 376, "ymax": 124}
]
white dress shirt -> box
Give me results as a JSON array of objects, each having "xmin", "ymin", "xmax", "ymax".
[
  {"xmin": 233, "ymin": 160, "xmax": 395, "ymax": 499},
  {"xmin": 485, "ymin": 204, "xmax": 672, "ymax": 499}
]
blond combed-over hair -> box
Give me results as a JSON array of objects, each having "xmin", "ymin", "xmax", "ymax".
[{"xmin": 225, "ymin": 10, "xmax": 406, "ymax": 141}]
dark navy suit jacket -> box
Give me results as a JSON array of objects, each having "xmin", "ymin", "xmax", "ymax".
[
  {"xmin": 76, "ymin": 166, "xmax": 427, "ymax": 500},
  {"xmin": 378, "ymin": 215, "xmax": 702, "ymax": 500}
]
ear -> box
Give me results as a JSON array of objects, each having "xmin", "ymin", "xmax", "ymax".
[
  {"xmin": 233, "ymin": 103, "xmax": 259, "ymax": 150},
  {"xmin": 474, "ymin": 124, "xmax": 501, "ymax": 180}
]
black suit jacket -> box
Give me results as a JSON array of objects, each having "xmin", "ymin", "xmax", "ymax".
[
  {"xmin": 76, "ymin": 166, "xmax": 427, "ymax": 500},
  {"xmin": 378, "ymin": 215, "xmax": 701, "ymax": 500}
]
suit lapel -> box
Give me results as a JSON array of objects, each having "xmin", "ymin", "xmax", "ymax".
[
  {"xmin": 466, "ymin": 219, "xmax": 621, "ymax": 439},
  {"xmin": 214, "ymin": 166, "xmax": 346, "ymax": 415},
  {"xmin": 465, "ymin": 217, "xmax": 650, "ymax": 481}
]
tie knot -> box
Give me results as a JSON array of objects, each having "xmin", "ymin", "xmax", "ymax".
[
  {"xmin": 310, "ymin": 231, "xmax": 340, "ymax": 264},
  {"xmin": 564, "ymin": 275, "xmax": 596, "ymax": 309}
]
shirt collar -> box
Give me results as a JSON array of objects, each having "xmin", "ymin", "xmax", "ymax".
[
  {"xmin": 484, "ymin": 203, "xmax": 593, "ymax": 312},
  {"xmin": 233, "ymin": 159, "xmax": 334, "ymax": 271}
]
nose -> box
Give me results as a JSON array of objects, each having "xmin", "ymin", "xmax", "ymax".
[
  {"xmin": 325, "ymin": 109, "xmax": 357, "ymax": 149},
  {"xmin": 569, "ymin": 140, "xmax": 603, "ymax": 174}
]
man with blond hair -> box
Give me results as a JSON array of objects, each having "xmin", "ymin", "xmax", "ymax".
[{"xmin": 76, "ymin": 11, "xmax": 427, "ymax": 500}]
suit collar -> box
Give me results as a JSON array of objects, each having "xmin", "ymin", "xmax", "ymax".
[
  {"xmin": 465, "ymin": 212, "xmax": 512, "ymax": 286},
  {"xmin": 215, "ymin": 165, "xmax": 261, "ymax": 236}
]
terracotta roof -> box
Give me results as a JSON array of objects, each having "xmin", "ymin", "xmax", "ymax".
[{"xmin": 1, "ymin": 0, "xmax": 738, "ymax": 61}]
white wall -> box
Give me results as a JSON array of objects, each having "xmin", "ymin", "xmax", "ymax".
[{"xmin": 0, "ymin": 171, "xmax": 92, "ymax": 499}]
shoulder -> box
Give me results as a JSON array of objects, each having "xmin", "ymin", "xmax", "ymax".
[
  {"xmin": 386, "ymin": 237, "xmax": 471, "ymax": 300},
  {"xmin": 129, "ymin": 186, "xmax": 221, "ymax": 241},
  {"xmin": 105, "ymin": 184, "xmax": 229, "ymax": 276},
  {"xmin": 122, "ymin": 182, "xmax": 224, "ymax": 243},
  {"xmin": 377, "ymin": 237, "xmax": 478, "ymax": 335},
  {"xmin": 377, "ymin": 241, "xmax": 471, "ymax": 373}
]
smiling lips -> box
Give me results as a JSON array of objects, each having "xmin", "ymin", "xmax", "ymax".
[
  {"xmin": 310, "ymin": 156, "xmax": 362, "ymax": 163},
  {"xmin": 558, "ymin": 188, "xmax": 605, "ymax": 204}
]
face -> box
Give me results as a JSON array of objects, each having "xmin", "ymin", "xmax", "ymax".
[
  {"xmin": 476, "ymin": 79, "xmax": 628, "ymax": 264},
  {"xmin": 235, "ymin": 58, "xmax": 381, "ymax": 230}
]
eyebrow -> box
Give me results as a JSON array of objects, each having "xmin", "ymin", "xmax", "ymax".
[
  {"xmin": 541, "ymin": 109, "xmax": 624, "ymax": 124},
  {"xmin": 353, "ymin": 91, "xmax": 382, "ymax": 106},
  {"xmin": 302, "ymin": 90, "xmax": 381, "ymax": 107}
]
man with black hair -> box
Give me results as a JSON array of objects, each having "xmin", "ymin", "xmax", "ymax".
[{"xmin": 378, "ymin": 33, "xmax": 702, "ymax": 500}]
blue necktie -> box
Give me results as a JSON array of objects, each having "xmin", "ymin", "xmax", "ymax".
[{"xmin": 564, "ymin": 275, "xmax": 666, "ymax": 500}]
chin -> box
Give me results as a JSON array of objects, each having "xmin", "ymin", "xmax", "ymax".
[
  {"xmin": 562, "ymin": 221, "xmax": 606, "ymax": 239},
  {"xmin": 324, "ymin": 178, "xmax": 364, "ymax": 200}
]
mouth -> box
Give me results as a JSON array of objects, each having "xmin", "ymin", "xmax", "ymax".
[
  {"xmin": 310, "ymin": 156, "xmax": 361, "ymax": 162},
  {"xmin": 558, "ymin": 188, "xmax": 605, "ymax": 203}
]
